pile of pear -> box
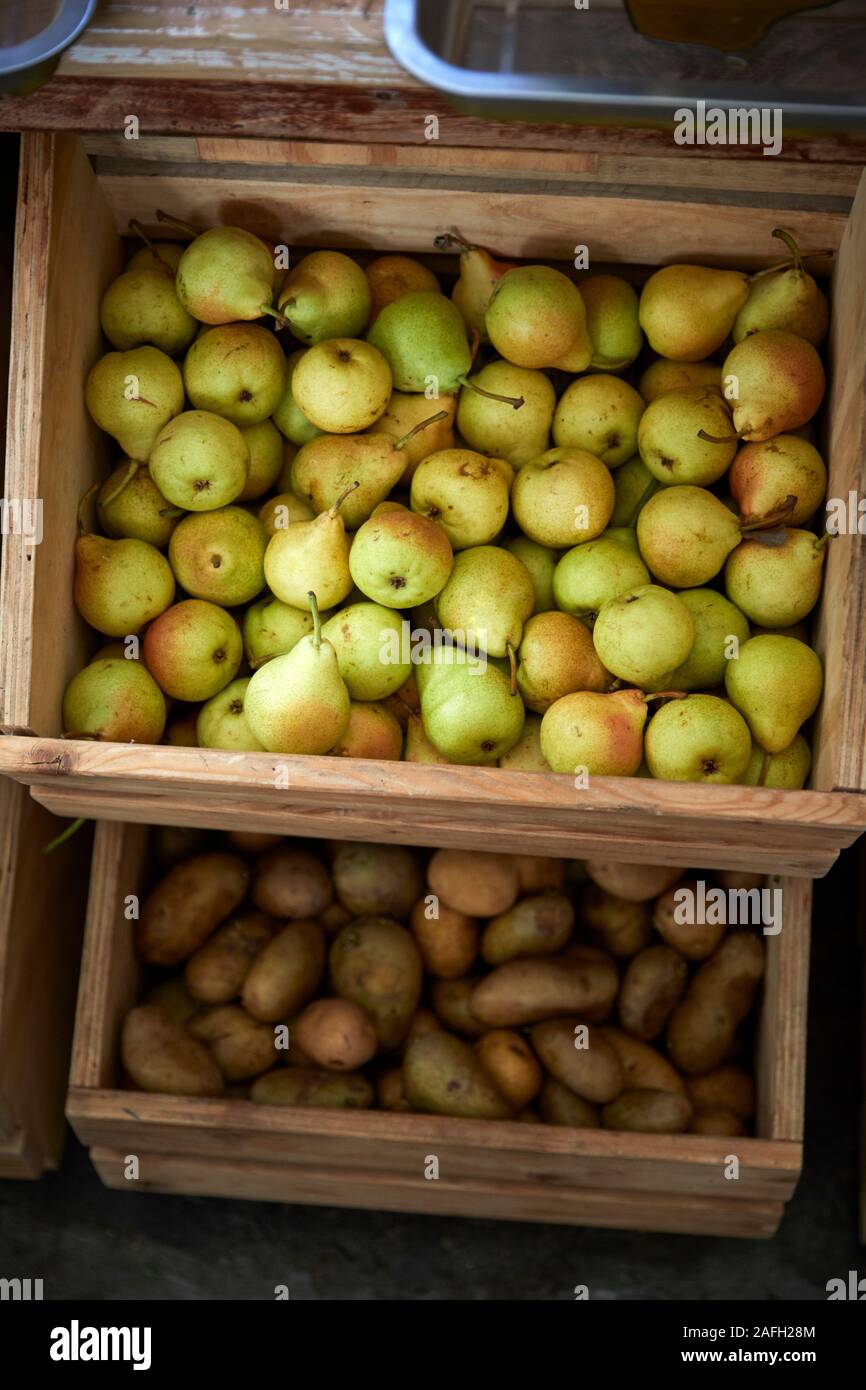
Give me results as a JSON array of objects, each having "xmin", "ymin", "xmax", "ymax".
[{"xmin": 65, "ymin": 218, "xmax": 831, "ymax": 789}]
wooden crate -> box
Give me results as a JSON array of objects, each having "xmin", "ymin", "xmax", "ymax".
[
  {"xmin": 0, "ymin": 132, "xmax": 865, "ymax": 876},
  {"xmin": 66, "ymin": 820, "xmax": 811, "ymax": 1237}
]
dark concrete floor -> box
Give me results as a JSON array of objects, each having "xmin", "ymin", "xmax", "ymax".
[{"xmin": 0, "ymin": 850, "xmax": 860, "ymax": 1301}]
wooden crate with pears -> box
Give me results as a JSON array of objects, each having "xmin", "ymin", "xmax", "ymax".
[{"xmin": 0, "ymin": 132, "xmax": 865, "ymax": 877}]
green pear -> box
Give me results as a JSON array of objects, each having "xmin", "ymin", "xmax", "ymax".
[
  {"xmin": 638, "ymin": 265, "xmax": 749, "ymax": 361},
  {"xmin": 644, "ymin": 694, "xmax": 752, "ymax": 784},
  {"xmin": 238, "ymin": 419, "xmax": 284, "ymax": 501},
  {"xmin": 245, "ymin": 594, "xmax": 351, "ymax": 754},
  {"xmin": 175, "ymin": 226, "xmax": 277, "ymax": 324},
  {"xmin": 605, "ymin": 525, "xmax": 641, "ymax": 551},
  {"xmin": 486, "ymin": 265, "xmax": 592, "ymax": 371},
  {"xmin": 724, "ymin": 634, "xmax": 823, "ymax": 753},
  {"xmin": 743, "ymin": 734, "xmax": 812, "ymax": 789},
  {"xmin": 730, "ymin": 435, "xmax": 826, "ymax": 527},
  {"xmin": 150, "ymin": 410, "xmax": 249, "ymax": 511},
  {"xmin": 168, "ymin": 506, "xmax": 267, "ymax": 606},
  {"xmin": 610, "ymin": 453, "xmax": 658, "ymax": 527},
  {"xmin": 457, "ymin": 362, "xmax": 554, "ymax": 465},
  {"xmin": 553, "ymin": 375, "xmax": 645, "ymax": 468},
  {"xmin": 291, "ymin": 338, "xmax": 392, "ymax": 433},
  {"xmin": 503, "ymin": 536, "xmax": 557, "ymax": 614},
  {"xmin": 637, "ymin": 486, "xmax": 742, "ymax": 587},
  {"xmin": 593, "ymin": 585, "xmax": 694, "ymax": 686},
  {"xmin": 440, "ymin": 233, "xmax": 515, "ymax": 339},
  {"xmin": 85, "ymin": 346, "xmax": 184, "ymax": 461},
  {"xmin": 272, "ymin": 349, "xmax": 323, "ymax": 445},
  {"xmin": 724, "ymin": 530, "xmax": 826, "ymax": 627},
  {"xmin": 331, "ymin": 700, "xmax": 403, "ymax": 760},
  {"xmin": 349, "ymin": 508, "xmax": 454, "ymax": 607},
  {"xmin": 96, "ymin": 460, "xmax": 179, "ymax": 548},
  {"xmin": 264, "ymin": 487, "xmax": 355, "ymax": 611},
  {"xmin": 733, "ymin": 232, "xmax": 828, "ymax": 347},
  {"xmin": 552, "ymin": 535, "xmax": 650, "ymax": 620},
  {"xmin": 127, "ymin": 242, "xmax": 185, "ymax": 273},
  {"xmin": 436, "ymin": 546, "xmax": 535, "ymax": 659},
  {"xmin": 278, "ymin": 249, "xmax": 371, "ymax": 343},
  {"xmin": 511, "ymin": 447, "xmax": 615, "ymax": 548},
  {"xmin": 368, "ymin": 390, "xmax": 456, "ymax": 483},
  {"xmin": 419, "ymin": 645, "xmax": 525, "ymax": 765},
  {"xmin": 659, "ymin": 590, "xmax": 750, "ymax": 691},
  {"xmin": 580, "ymin": 273, "xmax": 643, "ymax": 370},
  {"xmin": 321, "ymin": 602, "xmax": 413, "ymax": 700},
  {"xmin": 100, "ymin": 264, "xmax": 197, "ymax": 354},
  {"xmin": 182, "ymin": 323, "xmax": 287, "ymax": 425},
  {"xmin": 403, "ymin": 712, "xmax": 451, "ymax": 765},
  {"xmin": 366, "ymin": 254, "xmax": 440, "ymax": 322},
  {"xmin": 197, "ymin": 678, "xmax": 265, "ymax": 752},
  {"xmin": 637, "ymin": 387, "xmax": 737, "ymax": 486},
  {"xmin": 74, "ymin": 532, "xmax": 175, "ymax": 636},
  {"xmin": 243, "ymin": 595, "xmax": 314, "ymax": 669},
  {"xmin": 722, "ymin": 330, "xmax": 825, "ymax": 440},
  {"xmin": 367, "ymin": 290, "xmax": 472, "ymax": 392},
  {"xmin": 498, "ymin": 713, "xmax": 549, "ymax": 772},
  {"xmin": 638, "ymin": 358, "xmax": 722, "ymax": 404},
  {"xmin": 540, "ymin": 688, "xmax": 648, "ymax": 776},
  {"xmin": 143, "ymin": 599, "xmax": 243, "ymax": 701},
  {"xmin": 410, "ymin": 448, "xmax": 510, "ymax": 549},
  {"xmin": 258, "ymin": 490, "xmax": 315, "ymax": 537},
  {"xmin": 517, "ymin": 611, "xmax": 610, "ymax": 713},
  {"xmin": 62, "ymin": 657, "xmax": 167, "ymax": 742}
]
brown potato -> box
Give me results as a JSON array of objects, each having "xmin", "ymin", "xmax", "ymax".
[
  {"xmin": 667, "ymin": 932, "xmax": 765, "ymax": 1075},
  {"xmin": 471, "ymin": 954, "xmax": 618, "ymax": 1028},
  {"xmin": 242, "ymin": 919, "xmax": 326, "ymax": 1023},
  {"xmin": 514, "ymin": 855, "xmax": 566, "ymax": 894},
  {"xmin": 403, "ymin": 1032, "xmax": 513, "ymax": 1119},
  {"xmin": 481, "ymin": 893, "xmax": 574, "ymax": 965},
  {"xmin": 332, "ymin": 842, "xmax": 423, "ymax": 917},
  {"xmin": 188, "ymin": 1004, "xmax": 279, "ymax": 1081},
  {"xmin": 602, "ymin": 1088, "xmax": 693, "ymax": 1134},
  {"xmin": 226, "ymin": 831, "xmax": 283, "ymax": 854},
  {"xmin": 597, "ymin": 1026, "xmax": 686, "ymax": 1094},
  {"xmin": 537, "ymin": 1077, "xmax": 600, "ymax": 1129},
  {"xmin": 318, "ymin": 901, "xmax": 353, "ymax": 936},
  {"xmin": 430, "ymin": 976, "xmax": 487, "ymax": 1038},
  {"xmin": 251, "ymin": 844, "xmax": 333, "ymax": 918},
  {"xmin": 410, "ymin": 898, "xmax": 478, "ymax": 979},
  {"xmin": 184, "ymin": 910, "xmax": 275, "ymax": 1004},
  {"xmin": 377, "ymin": 1065, "xmax": 411, "ymax": 1111},
  {"xmin": 517, "ymin": 1107, "xmax": 541, "ymax": 1123},
  {"xmin": 691, "ymin": 1108, "xmax": 746, "ymax": 1137},
  {"xmin": 618, "ymin": 945, "xmax": 688, "ymax": 1040},
  {"xmin": 330, "ymin": 917, "xmax": 422, "ymax": 1049},
  {"xmin": 475, "ymin": 1030, "xmax": 543, "ymax": 1108},
  {"xmin": 580, "ymin": 882, "xmax": 652, "ymax": 958},
  {"xmin": 530, "ymin": 1020, "xmax": 624, "ymax": 1103},
  {"xmin": 153, "ymin": 826, "xmax": 209, "ymax": 866},
  {"xmin": 653, "ymin": 878, "xmax": 726, "ymax": 961},
  {"xmin": 403, "ymin": 1006, "xmax": 444, "ymax": 1051},
  {"xmin": 135, "ymin": 852, "xmax": 250, "ymax": 965},
  {"xmin": 250, "ymin": 1067, "xmax": 374, "ymax": 1109},
  {"xmin": 427, "ymin": 848, "xmax": 519, "ymax": 916},
  {"xmin": 294, "ymin": 998, "xmax": 378, "ymax": 1071},
  {"xmin": 685, "ymin": 1066, "xmax": 755, "ymax": 1120},
  {"xmin": 585, "ymin": 861, "xmax": 685, "ymax": 902},
  {"xmin": 121, "ymin": 1005, "xmax": 222, "ymax": 1097},
  {"xmin": 143, "ymin": 976, "xmax": 199, "ymax": 1026}
]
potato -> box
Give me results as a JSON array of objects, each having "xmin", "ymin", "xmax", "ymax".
[
  {"xmin": 585, "ymin": 861, "xmax": 685, "ymax": 902},
  {"xmin": 242, "ymin": 919, "xmax": 326, "ymax": 1022},
  {"xmin": 618, "ymin": 945, "xmax": 688, "ymax": 1041},
  {"xmin": 514, "ymin": 855, "xmax": 566, "ymax": 894},
  {"xmin": 530, "ymin": 1020, "xmax": 624, "ymax": 1103},
  {"xmin": 429, "ymin": 976, "xmax": 487, "ymax": 1038},
  {"xmin": 403, "ymin": 1032, "xmax": 513, "ymax": 1119},
  {"xmin": 537, "ymin": 1077, "xmax": 600, "ymax": 1129},
  {"xmin": 481, "ymin": 893, "xmax": 574, "ymax": 965},
  {"xmin": 184, "ymin": 910, "xmax": 275, "ymax": 1004},
  {"xmin": 294, "ymin": 998, "xmax": 378, "ymax": 1071},
  {"xmin": 471, "ymin": 954, "xmax": 618, "ymax": 1028},
  {"xmin": 685, "ymin": 1066, "xmax": 755, "ymax": 1120},
  {"xmin": 403, "ymin": 1006, "xmax": 443, "ymax": 1051},
  {"xmin": 135, "ymin": 852, "xmax": 250, "ymax": 965},
  {"xmin": 667, "ymin": 931, "xmax": 765, "ymax": 1075},
  {"xmin": 475, "ymin": 1030, "xmax": 542, "ymax": 1108},
  {"xmin": 427, "ymin": 848, "xmax": 519, "ymax": 916},
  {"xmin": 319, "ymin": 901, "xmax": 353, "ymax": 935},
  {"xmin": 691, "ymin": 1108, "xmax": 746, "ymax": 1137},
  {"xmin": 121, "ymin": 1005, "xmax": 223, "ymax": 1097},
  {"xmin": 410, "ymin": 898, "xmax": 478, "ymax": 979},
  {"xmin": 597, "ymin": 1026, "xmax": 686, "ymax": 1094},
  {"xmin": 332, "ymin": 842, "xmax": 423, "ymax": 917},
  {"xmin": 251, "ymin": 1067, "xmax": 374, "ymax": 1109},
  {"xmin": 143, "ymin": 976, "xmax": 199, "ymax": 1026},
  {"xmin": 226, "ymin": 831, "xmax": 283, "ymax": 854},
  {"xmin": 580, "ymin": 883, "xmax": 652, "ymax": 958},
  {"xmin": 188, "ymin": 1004, "xmax": 279, "ymax": 1081},
  {"xmin": 330, "ymin": 917, "xmax": 422, "ymax": 1049},
  {"xmin": 517, "ymin": 1107, "xmax": 541, "ymax": 1123},
  {"xmin": 153, "ymin": 826, "xmax": 209, "ymax": 866},
  {"xmin": 653, "ymin": 878, "xmax": 726, "ymax": 961},
  {"xmin": 377, "ymin": 1065, "xmax": 411, "ymax": 1111},
  {"xmin": 602, "ymin": 1088, "xmax": 693, "ymax": 1134},
  {"xmin": 251, "ymin": 844, "xmax": 332, "ymax": 918}
]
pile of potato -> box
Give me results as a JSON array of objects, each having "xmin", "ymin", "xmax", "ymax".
[{"xmin": 122, "ymin": 834, "xmax": 764, "ymax": 1136}]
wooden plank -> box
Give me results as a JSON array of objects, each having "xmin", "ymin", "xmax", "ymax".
[{"xmin": 755, "ymin": 878, "xmax": 812, "ymax": 1143}]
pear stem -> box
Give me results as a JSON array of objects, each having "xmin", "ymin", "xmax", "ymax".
[
  {"xmin": 259, "ymin": 303, "xmax": 291, "ymax": 330},
  {"xmin": 77, "ymin": 482, "xmax": 100, "ymax": 536},
  {"xmin": 506, "ymin": 643, "xmax": 518, "ymax": 697},
  {"xmin": 814, "ymin": 531, "xmax": 831, "ymax": 552},
  {"xmin": 746, "ymin": 247, "xmax": 835, "ymax": 284},
  {"xmin": 643, "ymin": 691, "xmax": 687, "ymax": 703},
  {"xmin": 128, "ymin": 219, "xmax": 164, "ymax": 267},
  {"xmin": 394, "ymin": 410, "xmax": 450, "ymax": 451},
  {"xmin": 155, "ymin": 208, "xmax": 199, "ymax": 240},
  {"xmin": 42, "ymin": 817, "xmax": 86, "ymax": 854},
  {"xmin": 308, "ymin": 591, "xmax": 322, "ymax": 648},
  {"xmin": 740, "ymin": 496, "xmax": 797, "ymax": 532},
  {"xmin": 433, "ymin": 230, "xmax": 474, "ymax": 254},
  {"xmin": 457, "ymin": 375, "xmax": 524, "ymax": 411},
  {"xmin": 329, "ymin": 480, "xmax": 361, "ymax": 518},
  {"xmin": 697, "ymin": 428, "xmax": 741, "ymax": 445},
  {"xmin": 772, "ymin": 227, "xmax": 803, "ymax": 273},
  {"xmin": 756, "ymin": 749, "xmax": 769, "ymax": 787},
  {"xmin": 98, "ymin": 459, "xmax": 139, "ymax": 510},
  {"xmin": 629, "ymin": 477, "xmax": 660, "ymax": 525}
]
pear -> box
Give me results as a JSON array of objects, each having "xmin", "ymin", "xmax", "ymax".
[
  {"xmin": 436, "ymin": 546, "xmax": 535, "ymax": 660},
  {"xmin": 74, "ymin": 532, "xmax": 175, "ymax": 636},
  {"xmin": 272, "ymin": 349, "xmax": 323, "ymax": 446},
  {"xmin": 638, "ymin": 265, "xmax": 749, "ymax": 361},
  {"xmin": 258, "ymin": 490, "xmax": 315, "ymax": 537},
  {"xmin": 637, "ymin": 486, "xmax": 742, "ymax": 587},
  {"xmin": 724, "ymin": 530, "xmax": 826, "ymax": 627},
  {"xmin": 504, "ymin": 536, "xmax": 557, "ymax": 614},
  {"xmin": 330, "ymin": 701, "xmax": 403, "ymax": 760},
  {"xmin": 150, "ymin": 410, "xmax": 249, "ymax": 511},
  {"xmin": 263, "ymin": 487, "xmax": 355, "ymax": 611},
  {"xmin": 403, "ymin": 712, "xmax": 451, "ymax": 765},
  {"xmin": 349, "ymin": 508, "xmax": 454, "ymax": 607},
  {"xmin": 291, "ymin": 338, "xmax": 392, "ymax": 433},
  {"xmin": 517, "ymin": 611, "xmax": 610, "ymax": 713},
  {"xmin": 743, "ymin": 734, "xmax": 812, "ymax": 789},
  {"xmin": 182, "ymin": 323, "xmax": 287, "ymax": 425},
  {"xmin": 637, "ymin": 386, "xmax": 737, "ymax": 487},
  {"xmin": 644, "ymin": 694, "xmax": 752, "ymax": 784},
  {"xmin": 321, "ymin": 602, "xmax": 413, "ymax": 700},
  {"xmin": 175, "ymin": 226, "xmax": 277, "ymax": 324},
  {"xmin": 553, "ymin": 375, "xmax": 644, "ymax": 468},
  {"xmin": 365, "ymin": 254, "xmax": 439, "ymax": 322},
  {"xmin": 238, "ymin": 419, "xmax": 284, "ymax": 501},
  {"xmin": 722, "ymin": 330, "xmax": 825, "ymax": 440},
  {"xmin": 605, "ymin": 525, "xmax": 641, "ymax": 552},
  {"xmin": 245, "ymin": 593, "xmax": 351, "ymax": 754},
  {"xmin": 593, "ymin": 585, "xmax": 694, "ymax": 686},
  {"xmin": 610, "ymin": 453, "xmax": 658, "ymax": 527},
  {"xmin": 100, "ymin": 264, "xmax": 197, "ymax": 354},
  {"xmin": 729, "ymin": 435, "xmax": 827, "ymax": 527},
  {"xmin": 278, "ymin": 249, "xmax": 371, "ymax": 343},
  {"xmin": 638, "ymin": 358, "xmax": 722, "ymax": 404},
  {"xmin": 498, "ymin": 713, "xmax": 549, "ymax": 772},
  {"xmin": 127, "ymin": 241, "xmax": 185, "ymax": 273},
  {"xmin": 168, "ymin": 506, "xmax": 267, "ymax": 606},
  {"xmin": 660, "ymin": 590, "xmax": 750, "ymax": 692},
  {"xmin": 732, "ymin": 231, "xmax": 829, "ymax": 347},
  {"xmin": 552, "ymin": 535, "xmax": 650, "ymax": 620},
  {"xmin": 62, "ymin": 657, "xmax": 167, "ymax": 742},
  {"xmin": 410, "ymin": 448, "xmax": 510, "ymax": 550},
  {"xmin": 419, "ymin": 645, "xmax": 525, "ymax": 765},
  {"xmin": 486, "ymin": 265, "xmax": 592, "ymax": 371},
  {"xmin": 197, "ymin": 678, "xmax": 265, "ymax": 752},
  {"xmin": 580, "ymin": 274, "xmax": 642, "ymax": 371},
  {"xmin": 367, "ymin": 290, "xmax": 475, "ymax": 393},
  {"xmin": 243, "ymin": 594, "xmax": 314, "ymax": 669},
  {"xmin": 96, "ymin": 460, "xmax": 179, "ymax": 548},
  {"xmin": 541, "ymin": 688, "xmax": 648, "ymax": 775},
  {"xmin": 369, "ymin": 389, "xmax": 456, "ymax": 483},
  {"xmin": 436, "ymin": 232, "xmax": 516, "ymax": 339},
  {"xmin": 457, "ymin": 362, "xmax": 554, "ymax": 466},
  {"xmin": 85, "ymin": 346, "xmax": 184, "ymax": 461},
  {"xmin": 724, "ymin": 634, "xmax": 823, "ymax": 753},
  {"xmin": 143, "ymin": 599, "xmax": 243, "ymax": 701},
  {"xmin": 511, "ymin": 447, "xmax": 615, "ymax": 548}
]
